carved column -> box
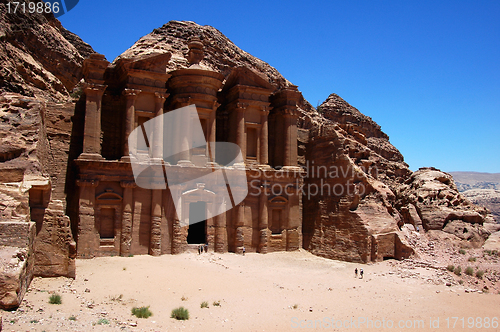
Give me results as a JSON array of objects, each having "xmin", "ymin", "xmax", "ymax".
[
  {"xmin": 152, "ymin": 92, "xmax": 168, "ymax": 160},
  {"xmin": 80, "ymin": 83, "xmax": 106, "ymax": 159},
  {"xmin": 258, "ymin": 182, "xmax": 269, "ymax": 253},
  {"xmin": 170, "ymin": 187, "xmax": 183, "ymax": 254},
  {"xmin": 150, "ymin": 186, "xmax": 163, "ymax": 256},
  {"xmin": 214, "ymin": 208, "xmax": 226, "ymax": 253},
  {"xmin": 122, "ymin": 89, "xmax": 141, "ymax": 159},
  {"xmin": 76, "ymin": 179, "xmax": 99, "ymax": 258},
  {"xmin": 259, "ymin": 108, "xmax": 270, "ymax": 166},
  {"xmin": 120, "ymin": 181, "xmax": 135, "ymax": 256},
  {"xmin": 234, "ymin": 201, "xmax": 245, "ymax": 254},
  {"xmin": 235, "ymin": 103, "xmax": 247, "ymax": 162},
  {"xmin": 207, "ymin": 101, "xmax": 219, "ymax": 162},
  {"xmin": 283, "ymin": 108, "xmax": 298, "ymax": 167}
]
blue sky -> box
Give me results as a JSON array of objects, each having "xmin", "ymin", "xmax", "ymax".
[{"xmin": 59, "ymin": 0, "xmax": 500, "ymax": 173}]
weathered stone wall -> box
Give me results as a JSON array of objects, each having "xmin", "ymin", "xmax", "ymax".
[{"xmin": 0, "ymin": 221, "xmax": 35, "ymax": 310}]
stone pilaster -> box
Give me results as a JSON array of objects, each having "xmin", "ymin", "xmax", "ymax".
[
  {"xmin": 235, "ymin": 103, "xmax": 247, "ymax": 162},
  {"xmin": 283, "ymin": 108, "xmax": 299, "ymax": 167},
  {"xmin": 169, "ymin": 187, "xmax": 183, "ymax": 254},
  {"xmin": 122, "ymin": 88, "xmax": 141, "ymax": 159},
  {"xmin": 259, "ymin": 107, "xmax": 270, "ymax": 166},
  {"xmin": 80, "ymin": 83, "xmax": 107, "ymax": 159},
  {"xmin": 120, "ymin": 181, "xmax": 136, "ymax": 256},
  {"xmin": 258, "ymin": 183, "xmax": 269, "ymax": 253},
  {"xmin": 150, "ymin": 187, "xmax": 163, "ymax": 256},
  {"xmin": 76, "ymin": 179, "xmax": 99, "ymax": 258},
  {"xmin": 234, "ymin": 201, "xmax": 245, "ymax": 254}
]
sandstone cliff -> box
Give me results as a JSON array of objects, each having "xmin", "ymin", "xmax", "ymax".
[{"xmin": 0, "ymin": 0, "xmax": 94, "ymax": 101}]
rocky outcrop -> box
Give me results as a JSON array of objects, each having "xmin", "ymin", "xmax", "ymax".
[
  {"xmin": 33, "ymin": 200, "xmax": 76, "ymax": 278},
  {"xmin": 397, "ymin": 168, "xmax": 493, "ymax": 247},
  {"xmin": 302, "ymin": 96, "xmax": 414, "ymax": 263},
  {"xmin": 0, "ymin": 221, "xmax": 35, "ymax": 310},
  {"xmin": 461, "ymin": 189, "xmax": 500, "ymax": 223},
  {"xmin": 0, "ymin": 0, "xmax": 94, "ymax": 101}
]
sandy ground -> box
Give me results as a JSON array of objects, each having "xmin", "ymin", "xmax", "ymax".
[{"xmin": 1, "ymin": 250, "xmax": 500, "ymax": 331}]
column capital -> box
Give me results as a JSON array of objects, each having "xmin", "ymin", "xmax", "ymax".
[
  {"xmin": 236, "ymin": 102, "xmax": 248, "ymax": 110},
  {"xmin": 120, "ymin": 181, "xmax": 137, "ymax": 189},
  {"xmin": 281, "ymin": 107, "xmax": 299, "ymax": 117},
  {"xmin": 259, "ymin": 105, "xmax": 272, "ymax": 114},
  {"xmin": 154, "ymin": 91, "xmax": 169, "ymax": 101},
  {"xmin": 76, "ymin": 179, "xmax": 99, "ymax": 187},
  {"xmin": 122, "ymin": 88, "xmax": 142, "ymax": 99},
  {"xmin": 82, "ymin": 83, "xmax": 107, "ymax": 97}
]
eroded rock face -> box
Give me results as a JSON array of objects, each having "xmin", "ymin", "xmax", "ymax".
[
  {"xmin": 0, "ymin": 0, "xmax": 94, "ymax": 101},
  {"xmin": 397, "ymin": 168, "xmax": 492, "ymax": 247},
  {"xmin": 0, "ymin": 222, "xmax": 35, "ymax": 310},
  {"xmin": 301, "ymin": 96, "xmax": 413, "ymax": 262}
]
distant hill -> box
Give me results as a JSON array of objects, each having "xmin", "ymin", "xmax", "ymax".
[{"xmin": 450, "ymin": 172, "xmax": 500, "ymax": 223}]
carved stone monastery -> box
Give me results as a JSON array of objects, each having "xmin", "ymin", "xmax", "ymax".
[{"xmin": 74, "ymin": 38, "xmax": 302, "ymax": 257}]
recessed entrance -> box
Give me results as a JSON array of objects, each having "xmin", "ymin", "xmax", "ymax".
[{"xmin": 187, "ymin": 201, "xmax": 207, "ymax": 244}]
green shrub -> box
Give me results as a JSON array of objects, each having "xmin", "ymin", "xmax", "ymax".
[
  {"xmin": 476, "ymin": 270, "xmax": 484, "ymax": 279},
  {"xmin": 68, "ymin": 316, "xmax": 76, "ymax": 321},
  {"xmin": 454, "ymin": 266, "xmax": 462, "ymax": 276},
  {"xmin": 171, "ymin": 307, "xmax": 189, "ymax": 320},
  {"xmin": 49, "ymin": 294, "xmax": 62, "ymax": 304},
  {"xmin": 132, "ymin": 306, "xmax": 153, "ymax": 318},
  {"xmin": 200, "ymin": 301, "xmax": 209, "ymax": 308},
  {"xmin": 465, "ymin": 267, "xmax": 474, "ymax": 276},
  {"xmin": 458, "ymin": 279, "xmax": 464, "ymax": 285},
  {"xmin": 213, "ymin": 300, "xmax": 221, "ymax": 307},
  {"xmin": 468, "ymin": 257, "xmax": 476, "ymax": 262},
  {"xmin": 30, "ymin": 319, "xmax": 39, "ymax": 324},
  {"xmin": 97, "ymin": 318, "xmax": 109, "ymax": 325},
  {"xmin": 459, "ymin": 249, "xmax": 466, "ymax": 255},
  {"xmin": 446, "ymin": 265, "xmax": 455, "ymax": 272}
]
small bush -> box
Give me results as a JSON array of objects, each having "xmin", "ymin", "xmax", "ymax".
[
  {"xmin": 468, "ymin": 257, "xmax": 476, "ymax": 262},
  {"xmin": 458, "ymin": 279, "xmax": 464, "ymax": 285},
  {"xmin": 49, "ymin": 294, "xmax": 62, "ymax": 304},
  {"xmin": 201, "ymin": 301, "xmax": 209, "ymax": 308},
  {"xmin": 213, "ymin": 300, "xmax": 221, "ymax": 307},
  {"xmin": 97, "ymin": 318, "xmax": 109, "ymax": 325},
  {"xmin": 132, "ymin": 306, "xmax": 153, "ymax": 319},
  {"xmin": 465, "ymin": 266, "xmax": 474, "ymax": 276},
  {"xmin": 476, "ymin": 270, "xmax": 485, "ymax": 279},
  {"xmin": 459, "ymin": 249, "xmax": 466, "ymax": 255},
  {"xmin": 68, "ymin": 316, "xmax": 76, "ymax": 321},
  {"xmin": 292, "ymin": 304, "xmax": 298, "ymax": 309},
  {"xmin": 30, "ymin": 319, "xmax": 39, "ymax": 324},
  {"xmin": 181, "ymin": 296, "xmax": 188, "ymax": 301},
  {"xmin": 171, "ymin": 307, "xmax": 189, "ymax": 320},
  {"xmin": 454, "ymin": 266, "xmax": 462, "ymax": 276},
  {"xmin": 446, "ymin": 265, "xmax": 455, "ymax": 272}
]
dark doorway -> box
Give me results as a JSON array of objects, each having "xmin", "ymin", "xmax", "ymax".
[{"xmin": 187, "ymin": 201, "xmax": 207, "ymax": 244}]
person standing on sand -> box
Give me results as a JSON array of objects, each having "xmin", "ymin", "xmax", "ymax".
[
  {"xmin": 242, "ymin": 246, "xmax": 246, "ymax": 256},
  {"xmin": 355, "ymin": 268, "xmax": 358, "ymax": 278},
  {"xmin": 360, "ymin": 268, "xmax": 364, "ymax": 279}
]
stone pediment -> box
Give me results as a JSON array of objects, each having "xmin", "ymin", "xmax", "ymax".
[
  {"xmin": 223, "ymin": 66, "xmax": 275, "ymax": 92},
  {"xmin": 121, "ymin": 52, "xmax": 172, "ymax": 74}
]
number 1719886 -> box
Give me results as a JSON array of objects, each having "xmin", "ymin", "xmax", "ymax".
[{"xmin": 6, "ymin": 2, "xmax": 60, "ymax": 15}]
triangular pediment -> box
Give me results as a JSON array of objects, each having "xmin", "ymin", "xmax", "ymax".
[{"xmin": 223, "ymin": 66, "xmax": 275, "ymax": 92}]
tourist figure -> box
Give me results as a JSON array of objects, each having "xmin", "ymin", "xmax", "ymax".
[
  {"xmin": 360, "ymin": 268, "xmax": 364, "ymax": 279},
  {"xmin": 355, "ymin": 268, "xmax": 358, "ymax": 278},
  {"xmin": 242, "ymin": 246, "xmax": 246, "ymax": 256},
  {"xmin": 204, "ymin": 242, "xmax": 208, "ymax": 253}
]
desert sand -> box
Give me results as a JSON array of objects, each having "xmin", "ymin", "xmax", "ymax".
[{"xmin": 2, "ymin": 249, "xmax": 500, "ymax": 331}]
